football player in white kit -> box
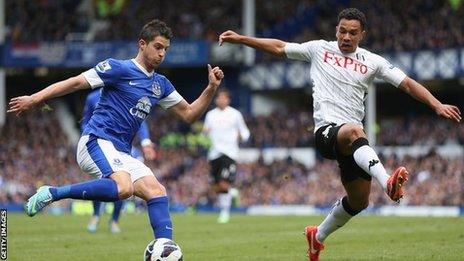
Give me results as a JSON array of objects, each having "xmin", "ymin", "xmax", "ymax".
[
  {"xmin": 219, "ymin": 8, "xmax": 461, "ymax": 260},
  {"xmin": 203, "ymin": 89, "xmax": 250, "ymax": 223}
]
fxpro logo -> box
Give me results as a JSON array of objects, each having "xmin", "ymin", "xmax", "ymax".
[
  {"xmin": 130, "ymin": 96, "xmax": 152, "ymax": 119},
  {"xmin": 0, "ymin": 209, "xmax": 6, "ymax": 260},
  {"xmin": 323, "ymin": 51, "xmax": 368, "ymax": 74}
]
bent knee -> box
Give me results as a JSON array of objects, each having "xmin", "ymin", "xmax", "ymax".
[
  {"xmin": 151, "ymin": 183, "xmax": 166, "ymax": 196},
  {"xmin": 346, "ymin": 125, "xmax": 366, "ymax": 141},
  {"xmin": 338, "ymin": 124, "xmax": 367, "ymax": 154},
  {"xmin": 133, "ymin": 176, "xmax": 168, "ymax": 200},
  {"xmin": 117, "ymin": 183, "xmax": 134, "ymax": 199}
]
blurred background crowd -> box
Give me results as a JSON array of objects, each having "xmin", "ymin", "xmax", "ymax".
[
  {"xmin": 6, "ymin": 0, "xmax": 463, "ymax": 52},
  {"xmin": 1, "ymin": 0, "xmax": 463, "ymax": 209},
  {"xmin": 1, "ymin": 110, "xmax": 462, "ymax": 207}
]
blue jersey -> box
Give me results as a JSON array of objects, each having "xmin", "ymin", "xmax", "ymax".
[
  {"xmin": 81, "ymin": 88, "xmax": 151, "ymax": 143},
  {"xmin": 82, "ymin": 58, "xmax": 183, "ymax": 153}
]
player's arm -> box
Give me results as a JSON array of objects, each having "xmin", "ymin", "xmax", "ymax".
[
  {"xmin": 137, "ymin": 121, "xmax": 156, "ymax": 160},
  {"xmin": 219, "ymin": 30, "xmax": 287, "ymax": 58},
  {"xmin": 399, "ymin": 77, "xmax": 461, "ymax": 122},
  {"xmin": 8, "ymin": 75, "xmax": 90, "ymax": 116},
  {"xmin": 168, "ymin": 64, "xmax": 224, "ymax": 124},
  {"xmin": 237, "ymin": 112, "xmax": 250, "ymax": 142}
]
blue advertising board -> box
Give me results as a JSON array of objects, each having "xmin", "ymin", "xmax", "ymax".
[{"xmin": 2, "ymin": 41, "xmax": 210, "ymax": 68}]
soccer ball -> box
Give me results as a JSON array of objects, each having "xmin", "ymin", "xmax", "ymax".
[{"xmin": 144, "ymin": 238, "xmax": 183, "ymax": 261}]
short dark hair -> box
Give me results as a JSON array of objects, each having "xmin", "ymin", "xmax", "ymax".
[
  {"xmin": 217, "ymin": 88, "xmax": 231, "ymax": 98},
  {"xmin": 338, "ymin": 8, "xmax": 366, "ymax": 30},
  {"xmin": 139, "ymin": 19, "xmax": 173, "ymax": 42}
]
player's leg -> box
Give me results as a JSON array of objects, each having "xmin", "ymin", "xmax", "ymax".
[
  {"xmin": 306, "ymin": 124, "xmax": 366, "ymax": 260},
  {"xmin": 93, "ymin": 201, "xmax": 102, "ymax": 217},
  {"xmin": 87, "ymin": 201, "xmax": 102, "ymax": 232},
  {"xmin": 306, "ymin": 155, "xmax": 372, "ymax": 261},
  {"xmin": 217, "ymin": 179, "xmax": 232, "ymax": 223},
  {"xmin": 25, "ymin": 136, "xmax": 134, "ymax": 217},
  {"xmin": 211, "ymin": 155, "xmax": 236, "ymax": 223},
  {"xmin": 133, "ymin": 174, "xmax": 172, "ymax": 239},
  {"xmin": 307, "ymin": 178, "xmax": 370, "ymax": 261},
  {"xmin": 51, "ymin": 171, "xmax": 132, "ymax": 200},
  {"xmin": 229, "ymin": 187, "xmax": 240, "ymax": 207},
  {"xmin": 26, "ymin": 171, "xmax": 132, "ymax": 217},
  {"xmin": 316, "ymin": 178, "xmax": 371, "ymax": 242},
  {"xmin": 337, "ymin": 124, "xmax": 409, "ymax": 202},
  {"xmin": 109, "ymin": 200, "xmax": 124, "ymax": 233}
]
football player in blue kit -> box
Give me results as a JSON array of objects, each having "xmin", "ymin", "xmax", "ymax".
[
  {"xmin": 8, "ymin": 19, "xmax": 224, "ymax": 241},
  {"xmin": 81, "ymin": 88, "xmax": 156, "ymax": 233}
]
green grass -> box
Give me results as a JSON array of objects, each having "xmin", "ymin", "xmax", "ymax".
[{"xmin": 7, "ymin": 213, "xmax": 464, "ymax": 260}]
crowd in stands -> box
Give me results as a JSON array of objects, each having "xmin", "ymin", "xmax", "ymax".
[
  {"xmin": 6, "ymin": 0, "xmax": 463, "ymax": 53},
  {"xmin": 239, "ymin": 150, "xmax": 463, "ymax": 206},
  {"xmin": 378, "ymin": 115, "xmax": 464, "ymax": 146},
  {"xmin": 145, "ymin": 108, "xmax": 464, "ymax": 148},
  {"xmin": 6, "ymin": 0, "xmax": 87, "ymax": 42},
  {"xmin": 245, "ymin": 110, "xmax": 314, "ymax": 148},
  {"xmin": 0, "ymin": 110, "xmax": 82, "ymax": 204},
  {"xmin": 1, "ymin": 109, "xmax": 462, "ymax": 207},
  {"xmin": 295, "ymin": 0, "xmax": 464, "ymax": 53},
  {"xmin": 94, "ymin": 0, "xmax": 241, "ymax": 41}
]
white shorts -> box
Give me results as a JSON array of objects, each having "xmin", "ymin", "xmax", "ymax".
[{"xmin": 76, "ymin": 135, "xmax": 154, "ymax": 183}]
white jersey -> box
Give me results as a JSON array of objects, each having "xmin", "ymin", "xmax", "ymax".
[
  {"xmin": 284, "ymin": 40, "xmax": 407, "ymax": 131},
  {"xmin": 204, "ymin": 106, "xmax": 250, "ymax": 161}
]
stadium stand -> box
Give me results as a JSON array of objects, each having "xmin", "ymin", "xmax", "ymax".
[
  {"xmin": 0, "ymin": 111, "xmax": 82, "ymax": 204},
  {"xmin": 1, "ymin": 109, "xmax": 462, "ymax": 207},
  {"xmin": 6, "ymin": 0, "xmax": 463, "ymax": 52}
]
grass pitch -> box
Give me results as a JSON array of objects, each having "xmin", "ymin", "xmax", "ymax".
[{"xmin": 8, "ymin": 212, "xmax": 464, "ymax": 260}]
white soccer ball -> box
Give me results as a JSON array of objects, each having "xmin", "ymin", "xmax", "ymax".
[{"xmin": 144, "ymin": 238, "xmax": 183, "ymax": 261}]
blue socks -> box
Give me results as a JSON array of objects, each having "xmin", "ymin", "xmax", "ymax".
[
  {"xmin": 49, "ymin": 178, "xmax": 119, "ymax": 202},
  {"xmin": 48, "ymin": 180, "xmax": 171, "ymax": 238},
  {"xmin": 111, "ymin": 200, "xmax": 124, "ymax": 221},
  {"xmin": 93, "ymin": 201, "xmax": 102, "ymax": 216},
  {"xmin": 91, "ymin": 200, "xmax": 124, "ymax": 221},
  {"xmin": 147, "ymin": 196, "xmax": 172, "ymax": 239}
]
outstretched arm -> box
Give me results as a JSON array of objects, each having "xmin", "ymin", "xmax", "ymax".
[
  {"xmin": 8, "ymin": 75, "xmax": 90, "ymax": 116},
  {"xmin": 219, "ymin": 30, "xmax": 287, "ymax": 58},
  {"xmin": 169, "ymin": 64, "xmax": 224, "ymax": 124},
  {"xmin": 399, "ymin": 76, "xmax": 461, "ymax": 122}
]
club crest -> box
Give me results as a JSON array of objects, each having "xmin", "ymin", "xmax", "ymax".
[{"xmin": 152, "ymin": 82, "xmax": 162, "ymax": 98}]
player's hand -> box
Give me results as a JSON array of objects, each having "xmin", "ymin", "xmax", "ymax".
[
  {"xmin": 142, "ymin": 144, "xmax": 157, "ymax": 161},
  {"xmin": 435, "ymin": 104, "xmax": 461, "ymax": 123},
  {"xmin": 207, "ymin": 64, "xmax": 224, "ymax": 88},
  {"xmin": 219, "ymin": 30, "xmax": 242, "ymax": 46},
  {"xmin": 7, "ymin": 95, "xmax": 37, "ymax": 116}
]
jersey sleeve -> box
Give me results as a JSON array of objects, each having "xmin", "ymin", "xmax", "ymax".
[
  {"xmin": 375, "ymin": 55, "xmax": 407, "ymax": 87},
  {"xmin": 158, "ymin": 77, "xmax": 184, "ymax": 109},
  {"xmin": 81, "ymin": 59, "xmax": 123, "ymax": 89},
  {"xmin": 236, "ymin": 111, "xmax": 250, "ymax": 142},
  {"xmin": 137, "ymin": 121, "xmax": 152, "ymax": 146},
  {"xmin": 284, "ymin": 40, "xmax": 322, "ymax": 62}
]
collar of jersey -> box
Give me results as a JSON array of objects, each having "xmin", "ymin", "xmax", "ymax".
[{"xmin": 131, "ymin": 59, "xmax": 154, "ymax": 77}]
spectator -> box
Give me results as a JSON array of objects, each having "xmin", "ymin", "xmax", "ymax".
[
  {"xmin": 6, "ymin": 0, "xmax": 462, "ymax": 54},
  {"xmin": 1, "ymin": 108, "xmax": 462, "ymax": 207}
]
